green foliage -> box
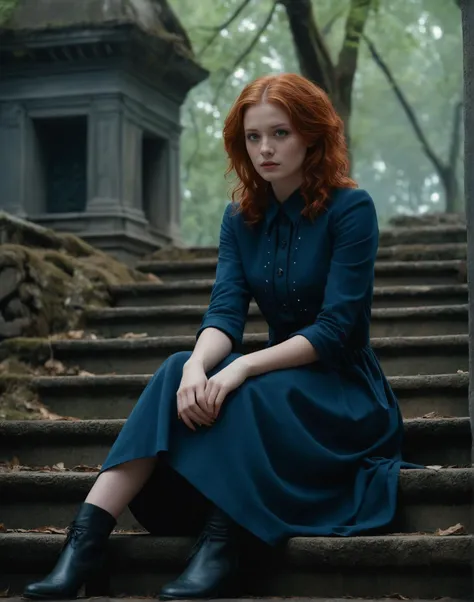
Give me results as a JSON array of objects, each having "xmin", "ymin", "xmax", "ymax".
[
  {"xmin": 168, "ymin": 0, "xmax": 463, "ymax": 245},
  {"xmin": 0, "ymin": 0, "xmax": 18, "ymax": 25}
]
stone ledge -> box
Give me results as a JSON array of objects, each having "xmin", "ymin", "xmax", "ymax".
[
  {"xmin": 0, "ymin": 469, "xmax": 472, "ymax": 503},
  {"xmin": 0, "ymin": 417, "xmax": 469, "ymax": 444},
  {"xmin": 23, "ymin": 372, "xmax": 467, "ymax": 390},
  {"xmin": 2, "ymin": 599, "xmax": 468, "ymax": 602},
  {"xmin": 112, "ymin": 281, "xmax": 469, "ymax": 293},
  {"xmin": 85, "ymin": 303, "xmax": 469, "ymax": 320},
  {"xmin": 1, "ymin": 532, "xmax": 471, "ymax": 568},
  {"xmin": 136, "ymin": 258, "xmax": 466, "ymax": 274},
  {"xmin": 0, "ymin": 333, "xmax": 468, "ymax": 357}
]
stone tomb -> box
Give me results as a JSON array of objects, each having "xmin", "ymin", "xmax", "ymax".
[{"xmin": 0, "ymin": 0, "xmax": 207, "ymax": 262}]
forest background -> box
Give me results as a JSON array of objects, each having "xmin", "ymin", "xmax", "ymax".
[{"xmin": 168, "ymin": 0, "xmax": 463, "ymax": 246}]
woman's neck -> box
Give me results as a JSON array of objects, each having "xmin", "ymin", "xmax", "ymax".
[{"xmin": 271, "ymin": 175, "xmax": 303, "ymax": 203}]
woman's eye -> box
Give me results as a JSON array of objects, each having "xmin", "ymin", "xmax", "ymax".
[
  {"xmin": 275, "ymin": 129, "xmax": 289, "ymax": 137},
  {"xmin": 246, "ymin": 133, "xmax": 259, "ymax": 141}
]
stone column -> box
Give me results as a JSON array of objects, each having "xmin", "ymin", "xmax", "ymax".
[
  {"xmin": 168, "ymin": 134, "xmax": 182, "ymax": 242},
  {"xmin": 87, "ymin": 99, "xmax": 146, "ymax": 219},
  {"xmin": 87, "ymin": 99, "xmax": 122, "ymax": 212},
  {"xmin": 121, "ymin": 116, "xmax": 143, "ymax": 216},
  {"xmin": 0, "ymin": 103, "xmax": 27, "ymax": 217},
  {"xmin": 461, "ymin": 0, "xmax": 474, "ymax": 458}
]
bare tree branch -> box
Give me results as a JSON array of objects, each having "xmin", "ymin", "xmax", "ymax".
[
  {"xmin": 279, "ymin": 0, "xmax": 336, "ymax": 94},
  {"xmin": 198, "ymin": 0, "xmax": 252, "ymax": 58},
  {"xmin": 363, "ymin": 33, "xmax": 446, "ymax": 176},
  {"xmin": 211, "ymin": 1, "xmax": 277, "ymax": 106},
  {"xmin": 321, "ymin": 6, "xmax": 346, "ymax": 37},
  {"xmin": 336, "ymin": 0, "xmax": 373, "ymax": 122}
]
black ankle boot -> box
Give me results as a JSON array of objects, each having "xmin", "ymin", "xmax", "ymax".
[
  {"xmin": 159, "ymin": 505, "xmax": 240, "ymax": 600},
  {"xmin": 23, "ymin": 502, "xmax": 116, "ymax": 600}
]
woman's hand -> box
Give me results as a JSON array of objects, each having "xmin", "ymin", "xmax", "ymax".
[
  {"xmin": 177, "ymin": 360, "xmax": 215, "ymax": 431},
  {"xmin": 204, "ymin": 358, "xmax": 250, "ymax": 419}
]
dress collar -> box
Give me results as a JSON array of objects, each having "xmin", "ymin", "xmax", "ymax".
[{"xmin": 263, "ymin": 186, "xmax": 306, "ymax": 231}]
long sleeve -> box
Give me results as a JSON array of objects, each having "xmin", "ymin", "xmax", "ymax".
[
  {"xmin": 196, "ymin": 203, "xmax": 252, "ymax": 350},
  {"xmin": 289, "ymin": 189, "xmax": 379, "ymax": 366}
]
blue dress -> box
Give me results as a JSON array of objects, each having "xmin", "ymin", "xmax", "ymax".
[{"xmin": 100, "ymin": 186, "xmax": 419, "ymax": 545}]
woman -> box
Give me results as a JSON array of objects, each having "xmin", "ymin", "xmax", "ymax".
[{"xmin": 23, "ymin": 73, "xmax": 418, "ymax": 601}]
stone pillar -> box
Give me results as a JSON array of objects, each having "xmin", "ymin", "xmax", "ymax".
[
  {"xmin": 87, "ymin": 98, "xmax": 145, "ymax": 218},
  {"xmin": 0, "ymin": 103, "xmax": 27, "ymax": 217},
  {"xmin": 461, "ymin": 0, "xmax": 474, "ymax": 460},
  {"xmin": 122, "ymin": 116, "xmax": 143, "ymax": 215},
  {"xmin": 168, "ymin": 134, "xmax": 182, "ymax": 242}
]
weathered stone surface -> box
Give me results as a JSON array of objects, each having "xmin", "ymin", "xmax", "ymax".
[
  {"xmin": 0, "ymin": 266, "xmax": 23, "ymax": 304},
  {"xmin": 1, "ymin": 0, "xmax": 197, "ymax": 61},
  {"xmin": 0, "ymin": 212, "xmax": 157, "ymax": 340},
  {"xmin": 389, "ymin": 213, "xmax": 466, "ymax": 227}
]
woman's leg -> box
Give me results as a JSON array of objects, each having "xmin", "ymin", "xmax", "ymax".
[
  {"xmin": 85, "ymin": 457, "xmax": 157, "ymax": 519},
  {"xmin": 23, "ymin": 457, "xmax": 157, "ymax": 600}
]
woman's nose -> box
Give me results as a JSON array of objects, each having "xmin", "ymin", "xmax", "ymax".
[{"xmin": 260, "ymin": 137, "xmax": 274, "ymax": 155}]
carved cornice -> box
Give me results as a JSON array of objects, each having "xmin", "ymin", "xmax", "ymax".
[{"xmin": 0, "ymin": 26, "xmax": 208, "ymax": 99}]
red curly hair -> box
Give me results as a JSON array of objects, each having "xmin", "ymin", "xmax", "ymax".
[{"xmin": 222, "ymin": 73, "xmax": 357, "ymax": 224}]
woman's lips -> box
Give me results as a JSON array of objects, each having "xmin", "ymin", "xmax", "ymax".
[{"xmin": 261, "ymin": 163, "xmax": 279, "ymax": 169}]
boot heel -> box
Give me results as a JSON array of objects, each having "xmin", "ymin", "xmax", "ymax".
[{"xmin": 84, "ymin": 571, "xmax": 110, "ymax": 597}]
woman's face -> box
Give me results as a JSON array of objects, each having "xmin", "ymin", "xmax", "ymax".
[{"xmin": 244, "ymin": 102, "xmax": 307, "ymax": 186}]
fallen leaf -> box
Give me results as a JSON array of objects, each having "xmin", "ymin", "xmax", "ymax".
[
  {"xmin": 6, "ymin": 526, "xmax": 67, "ymax": 534},
  {"xmin": 67, "ymin": 330, "xmax": 86, "ymax": 339},
  {"xmin": 44, "ymin": 359, "xmax": 67, "ymax": 375},
  {"xmin": 0, "ymin": 524, "xmax": 6, "ymax": 532},
  {"xmin": 436, "ymin": 523, "xmax": 466, "ymax": 536},
  {"xmin": 78, "ymin": 370, "xmax": 95, "ymax": 377},
  {"xmin": 52, "ymin": 462, "xmax": 66, "ymax": 471},
  {"xmin": 422, "ymin": 411, "xmax": 440, "ymax": 419},
  {"xmin": 122, "ymin": 332, "xmax": 148, "ymax": 339},
  {"xmin": 0, "ymin": 588, "xmax": 10, "ymax": 597},
  {"xmin": 72, "ymin": 464, "xmax": 102, "ymax": 472},
  {"xmin": 426, "ymin": 465, "xmax": 443, "ymax": 470}
]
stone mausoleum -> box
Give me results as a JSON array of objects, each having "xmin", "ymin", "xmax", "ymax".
[{"xmin": 0, "ymin": 0, "xmax": 207, "ymax": 262}]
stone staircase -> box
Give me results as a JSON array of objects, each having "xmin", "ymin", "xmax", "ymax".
[{"xmin": 0, "ymin": 223, "xmax": 472, "ymax": 600}]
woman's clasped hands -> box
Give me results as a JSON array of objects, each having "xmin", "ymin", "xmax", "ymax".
[{"xmin": 176, "ymin": 358, "xmax": 249, "ymax": 431}]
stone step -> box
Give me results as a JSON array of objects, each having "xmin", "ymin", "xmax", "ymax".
[
  {"xmin": 2, "ymin": 599, "xmax": 467, "ymax": 602},
  {"xmin": 377, "ymin": 242, "xmax": 466, "ymax": 260},
  {"xmin": 112, "ymin": 281, "xmax": 469, "ymax": 308},
  {"xmin": 1, "ymin": 532, "xmax": 472, "ymax": 598},
  {"xmin": 85, "ymin": 304, "xmax": 468, "ymax": 339},
  {"xmin": 0, "ymin": 469, "xmax": 471, "ymax": 535},
  {"xmin": 149, "ymin": 240, "xmax": 467, "ymax": 260},
  {"xmin": 378, "ymin": 224, "xmax": 466, "ymax": 245},
  {"xmin": 136, "ymin": 258, "xmax": 466, "ymax": 285},
  {"xmin": 1, "ymin": 334, "xmax": 468, "ymax": 376},
  {"xmin": 25, "ymin": 372, "xmax": 469, "ymax": 420},
  {"xmin": 0, "ymin": 418, "xmax": 470, "ymax": 469}
]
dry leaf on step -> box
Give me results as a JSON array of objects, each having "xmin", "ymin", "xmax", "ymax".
[
  {"xmin": 44, "ymin": 359, "xmax": 67, "ymax": 375},
  {"xmin": 122, "ymin": 332, "xmax": 148, "ymax": 339},
  {"xmin": 426, "ymin": 465, "xmax": 442, "ymax": 470},
  {"xmin": 435, "ymin": 523, "xmax": 466, "ymax": 536}
]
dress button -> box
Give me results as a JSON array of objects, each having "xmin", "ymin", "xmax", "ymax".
[
  {"xmin": 282, "ymin": 303, "xmax": 288, "ymax": 309},
  {"xmin": 280, "ymin": 240, "xmax": 287, "ymax": 249},
  {"xmin": 277, "ymin": 268, "xmax": 284, "ymax": 276}
]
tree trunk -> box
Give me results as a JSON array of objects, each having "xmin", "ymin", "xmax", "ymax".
[
  {"xmin": 280, "ymin": 0, "xmax": 372, "ymax": 148},
  {"xmin": 442, "ymin": 165, "xmax": 461, "ymax": 213}
]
